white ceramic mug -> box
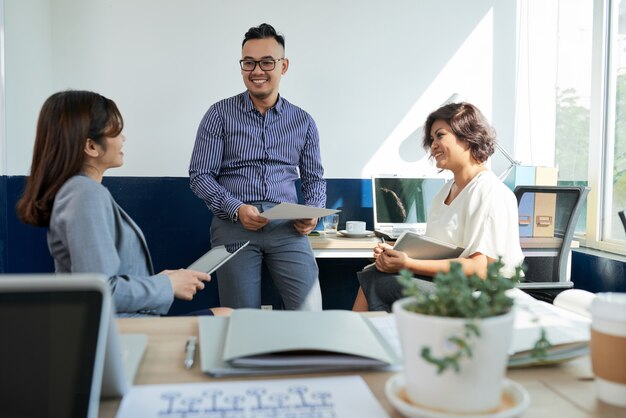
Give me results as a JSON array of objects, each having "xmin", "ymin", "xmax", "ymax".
[
  {"xmin": 345, "ymin": 221, "xmax": 366, "ymax": 234},
  {"xmin": 590, "ymin": 292, "xmax": 626, "ymax": 408}
]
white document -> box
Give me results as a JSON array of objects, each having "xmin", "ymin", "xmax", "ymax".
[
  {"xmin": 115, "ymin": 375, "xmax": 389, "ymax": 418},
  {"xmin": 507, "ymin": 288, "xmax": 592, "ymax": 366},
  {"xmin": 367, "ymin": 315, "xmax": 403, "ymax": 362},
  {"xmin": 260, "ymin": 202, "xmax": 339, "ymax": 220},
  {"xmin": 367, "ymin": 288, "xmax": 595, "ymax": 368}
]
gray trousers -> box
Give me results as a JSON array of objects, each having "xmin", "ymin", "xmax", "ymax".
[
  {"xmin": 357, "ymin": 264, "xmax": 435, "ymax": 312},
  {"xmin": 210, "ymin": 203, "xmax": 322, "ymax": 310}
]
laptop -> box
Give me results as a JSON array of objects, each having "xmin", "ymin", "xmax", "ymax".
[
  {"xmin": 372, "ymin": 175, "xmax": 446, "ymax": 240},
  {"xmin": 0, "ymin": 274, "xmax": 147, "ymax": 418},
  {"xmin": 187, "ymin": 241, "xmax": 249, "ymax": 273}
]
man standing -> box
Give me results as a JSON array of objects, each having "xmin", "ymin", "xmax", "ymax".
[{"xmin": 189, "ymin": 23, "xmax": 325, "ymax": 310}]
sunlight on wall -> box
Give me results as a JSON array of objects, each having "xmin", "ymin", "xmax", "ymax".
[{"xmin": 360, "ymin": 8, "xmax": 494, "ymax": 179}]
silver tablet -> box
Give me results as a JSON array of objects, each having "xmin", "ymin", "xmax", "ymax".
[{"xmin": 188, "ymin": 241, "xmax": 250, "ymax": 273}]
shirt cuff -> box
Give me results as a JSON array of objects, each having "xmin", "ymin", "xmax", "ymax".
[{"xmin": 224, "ymin": 199, "xmax": 243, "ymax": 222}]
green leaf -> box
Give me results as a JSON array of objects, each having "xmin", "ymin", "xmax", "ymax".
[{"xmin": 397, "ymin": 258, "xmax": 549, "ymax": 374}]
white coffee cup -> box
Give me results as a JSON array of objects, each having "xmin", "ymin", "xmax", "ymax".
[
  {"xmin": 345, "ymin": 221, "xmax": 366, "ymax": 234},
  {"xmin": 590, "ymin": 292, "xmax": 626, "ymax": 408}
]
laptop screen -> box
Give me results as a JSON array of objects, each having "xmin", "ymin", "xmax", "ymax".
[
  {"xmin": 372, "ymin": 175, "xmax": 446, "ymax": 232},
  {"xmin": 0, "ymin": 288, "xmax": 103, "ymax": 418}
]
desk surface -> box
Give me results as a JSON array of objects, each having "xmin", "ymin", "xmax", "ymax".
[
  {"xmin": 100, "ymin": 317, "xmax": 622, "ymax": 418},
  {"xmin": 309, "ymin": 234, "xmax": 379, "ymax": 258},
  {"xmin": 308, "ymin": 234, "xmax": 576, "ymax": 259}
]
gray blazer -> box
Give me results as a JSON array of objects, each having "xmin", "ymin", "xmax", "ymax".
[{"xmin": 48, "ymin": 175, "xmax": 173, "ymax": 317}]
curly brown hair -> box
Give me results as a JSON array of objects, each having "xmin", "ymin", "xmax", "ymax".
[{"xmin": 422, "ymin": 102, "xmax": 495, "ymax": 164}]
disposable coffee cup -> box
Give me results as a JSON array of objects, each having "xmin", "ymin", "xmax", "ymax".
[
  {"xmin": 346, "ymin": 221, "xmax": 366, "ymax": 234},
  {"xmin": 590, "ymin": 292, "xmax": 626, "ymax": 408}
]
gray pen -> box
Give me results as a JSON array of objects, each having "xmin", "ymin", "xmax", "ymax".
[{"xmin": 184, "ymin": 336, "xmax": 197, "ymax": 369}]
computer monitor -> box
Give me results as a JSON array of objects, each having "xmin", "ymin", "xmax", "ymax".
[{"xmin": 372, "ymin": 175, "xmax": 446, "ymax": 236}]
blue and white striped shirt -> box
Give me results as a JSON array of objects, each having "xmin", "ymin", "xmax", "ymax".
[{"xmin": 189, "ymin": 92, "xmax": 326, "ymax": 221}]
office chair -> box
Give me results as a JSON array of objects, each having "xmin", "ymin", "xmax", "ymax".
[{"xmin": 514, "ymin": 185, "xmax": 590, "ymax": 296}]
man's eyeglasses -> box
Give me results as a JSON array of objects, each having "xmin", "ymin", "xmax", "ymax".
[{"xmin": 239, "ymin": 58, "xmax": 284, "ymax": 72}]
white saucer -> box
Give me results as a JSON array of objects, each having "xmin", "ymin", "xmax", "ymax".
[
  {"xmin": 385, "ymin": 374, "xmax": 529, "ymax": 418},
  {"xmin": 338, "ymin": 230, "xmax": 375, "ymax": 238}
]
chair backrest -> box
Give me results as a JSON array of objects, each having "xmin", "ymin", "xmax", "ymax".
[
  {"xmin": 619, "ymin": 210, "xmax": 626, "ymax": 234},
  {"xmin": 513, "ymin": 185, "xmax": 589, "ymax": 288}
]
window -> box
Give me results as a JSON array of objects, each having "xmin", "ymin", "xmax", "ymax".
[
  {"xmin": 607, "ymin": 0, "xmax": 626, "ymax": 242},
  {"xmin": 516, "ymin": 0, "xmax": 626, "ymax": 255}
]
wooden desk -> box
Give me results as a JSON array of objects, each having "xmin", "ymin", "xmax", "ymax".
[
  {"xmin": 309, "ymin": 235, "xmax": 578, "ymax": 258},
  {"xmin": 100, "ymin": 317, "xmax": 623, "ymax": 418},
  {"xmin": 309, "ymin": 233, "xmax": 379, "ymax": 258}
]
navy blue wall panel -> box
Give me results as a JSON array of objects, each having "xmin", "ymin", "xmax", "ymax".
[
  {"xmin": 571, "ymin": 250, "xmax": 626, "ymax": 293},
  {"xmin": 103, "ymin": 177, "xmax": 220, "ymax": 314},
  {"xmin": 0, "ymin": 176, "xmax": 7, "ymax": 273},
  {"xmin": 2, "ymin": 176, "xmax": 625, "ymax": 314},
  {"xmin": 6, "ymin": 177, "xmax": 54, "ymax": 273},
  {"xmin": 1, "ymin": 176, "xmax": 375, "ymax": 313}
]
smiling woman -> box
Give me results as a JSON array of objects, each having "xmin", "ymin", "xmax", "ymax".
[
  {"xmin": 15, "ymin": 90, "xmax": 231, "ymax": 317},
  {"xmin": 353, "ymin": 102, "xmax": 524, "ymax": 312}
]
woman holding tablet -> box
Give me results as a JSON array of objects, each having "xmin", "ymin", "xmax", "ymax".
[
  {"xmin": 17, "ymin": 90, "xmax": 230, "ymax": 317},
  {"xmin": 353, "ymin": 102, "xmax": 524, "ymax": 312}
]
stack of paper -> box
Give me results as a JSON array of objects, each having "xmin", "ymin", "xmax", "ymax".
[
  {"xmin": 366, "ymin": 289, "xmax": 594, "ymax": 368},
  {"xmin": 507, "ymin": 288, "xmax": 592, "ymax": 367},
  {"xmin": 198, "ymin": 309, "xmax": 400, "ymax": 377}
]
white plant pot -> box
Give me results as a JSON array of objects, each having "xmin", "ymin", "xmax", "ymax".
[{"xmin": 392, "ymin": 296, "xmax": 514, "ymax": 413}]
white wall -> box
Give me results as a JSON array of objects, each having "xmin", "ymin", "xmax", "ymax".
[{"xmin": 2, "ymin": 0, "xmax": 517, "ymax": 178}]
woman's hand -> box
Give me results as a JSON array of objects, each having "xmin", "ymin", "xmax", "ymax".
[
  {"xmin": 161, "ymin": 269, "xmax": 211, "ymax": 301},
  {"xmin": 372, "ymin": 242, "xmax": 394, "ymax": 259},
  {"xmin": 375, "ymin": 248, "xmax": 408, "ymax": 273}
]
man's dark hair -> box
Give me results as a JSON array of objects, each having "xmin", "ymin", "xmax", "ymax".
[{"xmin": 242, "ymin": 23, "xmax": 285, "ymax": 49}]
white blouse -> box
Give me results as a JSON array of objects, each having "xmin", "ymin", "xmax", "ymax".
[{"xmin": 426, "ymin": 170, "xmax": 524, "ymax": 277}]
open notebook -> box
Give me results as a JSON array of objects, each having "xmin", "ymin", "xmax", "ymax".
[
  {"xmin": 198, "ymin": 309, "xmax": 400, "ymax": 377},
  {"xmin": 0, "ymin": 274, "xmax": 147, "ymax": 418},
  {"xmin": 372, "ymin": 175, "xmax": 446, "ymax": 240}
]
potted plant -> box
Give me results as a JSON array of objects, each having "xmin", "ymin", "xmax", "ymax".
[{"xmin": 392, "ymin": 259, "xmax": 540, "ymax": 413}]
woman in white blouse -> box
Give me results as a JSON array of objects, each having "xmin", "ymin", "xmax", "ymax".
[{"xmin": 353, "ymin": 102, "xmax": 524, "ymax": 312}]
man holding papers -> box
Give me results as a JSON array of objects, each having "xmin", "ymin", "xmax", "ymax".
[{"xmin": 189, "ymin": 24, "xmax": 326, "ymax": 310}]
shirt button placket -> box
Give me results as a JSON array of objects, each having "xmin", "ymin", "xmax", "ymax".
[{"xmin": 261, "ymin": 120, "xmax": 269, "ymax": 198}]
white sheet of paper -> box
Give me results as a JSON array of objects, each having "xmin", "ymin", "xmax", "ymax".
[
  {"xmin": 260, "ymin": 203, "xmax": 339, "ymax": 220},
  {"xmin": 115, "ymin": 375, "xmax": 389, "ymax": 418},
  {"xmin": 367, "ymin": 315, "xmax": 403, "ymax": 361}
]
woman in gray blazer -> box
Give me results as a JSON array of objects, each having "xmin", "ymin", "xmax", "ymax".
[{"xmin": 17, "ymin": 90, "xmax": 231, "ymax": 317}]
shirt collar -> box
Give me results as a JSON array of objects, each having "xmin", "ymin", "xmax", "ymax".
[{"xmin": 242, "ymin": 91, "xmax": 284, "ymax": 115}]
